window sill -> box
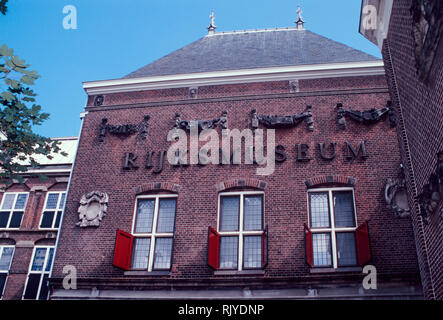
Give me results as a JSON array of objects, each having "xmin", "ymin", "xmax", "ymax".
[
  {"xmin": 123, "ymin": 270, "xmax": 170, "ymax": 276},
  {"xmin": 310, "ymin": 267, "xmax": 362, "ymax": 274},
  {"xmin": 214, "ymin": 270, "xmax": 265, "ymax": 276}
]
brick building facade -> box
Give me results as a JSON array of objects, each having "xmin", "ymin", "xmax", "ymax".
[
  {"xmin": 360, "ymin": 0, "xmax": 442, "ymax": 300},
  {"xmin": 49, "ymin": 24, "xmax": 423, "ymax": 299},
  {"xmin": 0, "ymin": 137, "xmax": 77, "ymax": 299}
]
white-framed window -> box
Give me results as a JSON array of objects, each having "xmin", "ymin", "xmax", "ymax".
[
  {"xmin": 22, "ymin": 246, "xmax": 54, "ymax": 300},
  {"xmin": 217, "ymin": 191, "xmax": 265, "ymax": 271},
  {"xmin": 307, "ymin": 187, "xmax": 358, "ymax": 268},
  {"xmin": 0, "ymin": 245, "xmax": 15, "ymax": 300},
  {"xmin": 130, "ymin": 195, "xmax": 177, "ymax": 272},
  {"xmin": 39, "ymin": 192, "xmax": 66, "ymax": 229},
  {"xmin": 0, "ymin": 192, "xmax": 29, "ymax": 229}
]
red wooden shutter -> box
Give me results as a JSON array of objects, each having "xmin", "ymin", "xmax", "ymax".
[
  {"xmin": 356, "ymin": 221, "xmax": 371, "ymax": 266},
  {"xmin": 262, "ymin": 225, "xmax": 268, "ymax": 268},
  {"xmin": 208, "ymin": 227, "xmax": 220, "ymax": 270},
  {"xmin": 112, "ymin": 229, "xmax": 133, "ymax": 271},
  {"xmin": 304, "ymin": 224, "xmax": 314, "ymax": 267}
]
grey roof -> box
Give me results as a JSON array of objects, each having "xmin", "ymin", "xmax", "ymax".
[{"xmin": 124, "ymin": 28, "xmax": 380, "ymax": 79}]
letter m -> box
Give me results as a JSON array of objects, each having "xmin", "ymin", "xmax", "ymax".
[{"xmin": 345, "ymin": 141, "xmax": 368, "ymax": 160}]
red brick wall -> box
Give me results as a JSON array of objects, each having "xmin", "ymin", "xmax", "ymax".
[
  {"xmin": 381, "ymin": 0, "xmax": 443, "ymax": 300},
  {"xmin": 51, "ymin": 74, "xmax": 420, "ymax": 291}
]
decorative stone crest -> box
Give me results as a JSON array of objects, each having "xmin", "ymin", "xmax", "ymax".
[
  {"xmin": 93, "ymin": 95, "xmax": 104, "ymax": 106},
  {"xmin": 336, "ymin": 101, "xmax": 396, "ymax": 130},
  {"xmin": 418, "ymin": 151, "xmax": 443, "ymax": 222},
  {"xmin": 250, "ymin": 105, "xmax": 314, "ymax": 131},
  {"xmin": 173, "ymin": 111, "xmax": 228, "ymax": 133},
  {"xmin": 76, "ymin": 191, "xmax": 109, "ymax": 227},
  {"xmin": 98, "ymin": 115, "xmax": 150, "ymax": 142},
  {"xmin": 384, "ymin": 165, "xmax": 410, "ymax": 218},
  {"xmin": 410, "ymin": 0, "xmax": 443, "ymax": 82}
]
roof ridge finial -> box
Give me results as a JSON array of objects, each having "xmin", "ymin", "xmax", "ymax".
[
  {"xmin": 295, "ymin": 5, "xmax": 305, "ymax": 30},
  {"xmin": 208, "ymin": 10, "xmax": 216, "ymax": 35}
]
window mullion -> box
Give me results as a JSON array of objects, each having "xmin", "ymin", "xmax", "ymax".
[
  {"xmin": 6, "ymin": 194, "xmax": 18, "ymax": 228},
  {"xmin": 239, "ymin": 194, "xmax": 245, "ymax": 271},
  {"xmin": 148, "ymin": 197, "xmax": 160, "ymax": 272},
  {"xmin": 329, "ymin": 190, "xmax": 338, "ymax": 269},
  {"xmin": 35, "ymin": 247, "xmax": 49, "ymax": 300}
]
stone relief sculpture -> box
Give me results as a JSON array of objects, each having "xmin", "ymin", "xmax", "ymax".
[
  {"xmin": 250, "ymin": 105, "xmax": 314, "ymax": 131},
  {"xmin": 410, "ymin": 0, "xmax": 443, "ymax": 82},
  {"xmin": 98, "ymin": 115, "xmax": 150, "ymax": 142},
  {"xmin": 418, "ymin": 151, "xmax": 443, "ymax": 222},
  {"xmin": 173, "ymin": 111, "xmax": 228, "ymax": 133},
  {"xmin": 384, "ymin": 165, "xmax": 410, "ymax": 218},
  {"xmin": 76, "ymin": 191, "xmax": 109, "ymax": 227},
  {"xmin": 336, "ymin": 101, "xmax": 396, "ymax": 130}
]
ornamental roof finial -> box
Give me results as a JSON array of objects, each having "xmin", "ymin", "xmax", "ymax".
[
  {"xmin": 208, "ymin": 10, "xmax": 216, "ymax": 35},
  {"xmin": 295, "ymin": 5, "xmax": 305, "ymax": 30}
]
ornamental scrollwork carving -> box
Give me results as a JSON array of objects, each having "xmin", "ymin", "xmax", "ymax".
[
  {"xmin": 250, "ymin": 105, "xmax": 314, "ymax": 131},
  {"xmin": 418, "ymin": 151, "xmax": 443, "ymax": 223},
  {"xmin": 410, "ymin": 0, "xmax": 443, "ymax": 82},
  {"xmin": 76, "ymin": 191, "xmax": 109, "ymax": 227},
  {"xmin": 173, "ymin": 110, "xmax": 228, "ymax": 133},
  {"xmin": 98, "ymin": 115, "xmax": 150, "ymax": 142},
  {"xmin": 384, "ymin": 165, "xmax": 410, "ymax": 218},
  {"xmin": 336, "ymin": 101, "xmax": 396, "ymax": 130}
]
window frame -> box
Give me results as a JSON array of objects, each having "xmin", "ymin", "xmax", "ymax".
[
  {"xmin": 0, "ymin": 192, "xmax": 29, "ymax": 230},
  {"xmin": 307, "ymin": 187, "xmax": 358, "ymax": 269},
  {"xmin": 217, "ymin": 191, "xmax": 265, "ymax": 271},
  {"xmin": 0, "ymin": 245, "xmax": 15, "ymax": 300},
  {"xmin": 38, "ymin": 191, "xmax": 66, "ymax": 230},
  {"xmin": 22, "ymin": 245, "xmax": 54, "ymax": 300},
  {"xmin": 130, "ymin": 194, "xmax": 178, "ymax": 272}
]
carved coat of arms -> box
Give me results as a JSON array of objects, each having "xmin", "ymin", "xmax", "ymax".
[{"xmin": 76, "ymin": 191, "xmax": 109, "ymax": 227}]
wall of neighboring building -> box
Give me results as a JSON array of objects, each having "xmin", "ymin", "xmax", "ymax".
[
  {"xmin": 50, "ymin": 74, "xmax": 421, "ymax": 298},
  {"xmin": 381, "ymin": 0, "xmax": 443, "ymax": 300},
  {"xmin": 0, "ymin": 177, "xmax": 68, "ymax": 299}
]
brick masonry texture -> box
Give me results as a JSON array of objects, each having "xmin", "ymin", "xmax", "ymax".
[
  {"xmin": 0, "ymin": 177, "xmax": 66, "ymax": 299},
  {"xmin": 381, "ymin": 0, "xmax": 443, "ymax": 300},
  {"xmin": 51, "ymin": 73, "xmax": 421, "ymax": 293}
]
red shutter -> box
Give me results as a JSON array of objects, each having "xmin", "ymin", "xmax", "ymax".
[
  {"xmin": 262, "ymin": 225, "xmax": 268, "ymax": 268},
  {"xmin": 356, "ymin": 221, "xmax": 371, "ymax": 266},
  {"xmin": 112, "ymin": 229, "xmax": 133, "ymax": 271},
  {"xmin": 207, "ymin": 227, "xmax": 220, "ymax": 270},
  {"xmin": 304, "ymin": 224, "xmax": 314, "ymax": 267}
]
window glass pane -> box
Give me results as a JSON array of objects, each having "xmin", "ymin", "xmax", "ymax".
[
  {"xmin": 54, "ymin": 211, "xmax": 62, "ymax": 228},
  {"xmin": 23, "ymin": 274, "xmax": 41, "ymax": 300},
  {"xmin": 14, "ymin": 194, "xmax": 28, "ymax": 210},
  {"xmin": 220, "ymin": 197, "xmax": 239, "ymax": 231},
  {"xmin": 313, "ymin": 233, "xmax": 332, "ymax": 267},
  {"xmin": 244, "ymin": 196, "xmax": 263, "ymax": 231},
  {"xmin": 156, "ymin": 199, "xmax": 176, "ymax": 233},
  {"xmin": 9, "ymin": 212, "xmax": 23, "ymax": 228},
  {"xmin": 58, "ymin": 193, "xmax": 66, "ymax": 209},
  {"xmin": 0, "ymin": 247, "xmax": 14, "ymax": 271},
  {"xmin": 336, "ymin": 233, "xmax": 357, "ymax": 266},
  {"xmin": 31, "ymin": 248, "xmax": 47, "ymax": 271},
  {"xmin": 243, "ymin": 236, "xmax": 262, "ymax": 269},
  {"xmin": 333, "ymin": 191, "xmax": 355, "ymax": 228},
  {"xmin": 131, "ymin": 238, "xmax": 150, "ymax": 269},
  {"xmin": 38, "ymin": 274, "xmax": 49, "ymax": 300},
  {"xmin": 40, "ymin": 212, "xmax": 54, "ymax": 228},
  {"xmin": 309, "ymin": 193, "xmax": 330, "ymax": 228},
  {"xmin": 135, "ymin": 200, "xmax": 155, "ymax": 233},
  {"xmin": 153, "ymin": 238, "xmax": 173, "ymax": 270},
  {"xmin": 45, "ymin": 248, "xmax": 54, "ymax": 272},
  {"xmin": 45, "ymin": 193, "xmax": 59, "ymax": 209},
  {"xmin": 0, "ymin": 273, "xmax": 6, "ymax": 299},
  {"xmin": 1, "ymin": 194, "xmax": 15, "ymax": 210},
  {"xmin": 219, "ymin": 236, "xmax": 238, "ymax": 269},
  {"xmin": 0, "ymin": 212, "xmax": 9, "ymax": 228}
]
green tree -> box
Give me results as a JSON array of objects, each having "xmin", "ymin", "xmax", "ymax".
[{"xmin": 0, "ymin": 44, "xmax": 66, "ymax": 187}]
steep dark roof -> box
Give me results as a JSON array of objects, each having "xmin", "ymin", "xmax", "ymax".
[{"xmin": 124, "ymin": 28, "xmax": 379, "ymax": 79}]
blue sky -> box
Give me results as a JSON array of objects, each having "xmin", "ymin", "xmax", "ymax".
[{"xmin": 0, "ymin": 0, "xmax": 380, "ymax": 138}]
